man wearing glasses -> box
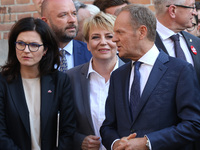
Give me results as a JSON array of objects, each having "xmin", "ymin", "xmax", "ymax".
[{"xmin": 154, "ymin": 0, "xmax": 200, "ymax": 85}]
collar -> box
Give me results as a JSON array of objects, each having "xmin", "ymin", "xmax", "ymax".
[
  {"xmin": 132, "ymin": 44, "xmax": 159, "ymax": 67},
  {"xmin": 59, "ymin": 40, "xmax": 73, "ymax": 55},
  {"xmin": 86, "ymin": 58, "xmax": 119, "ymax": 78},
  {"xmin": 156, "ymin": 20, "xmax": 183, "ymax": 40}
]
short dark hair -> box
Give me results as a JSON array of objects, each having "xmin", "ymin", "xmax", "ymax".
[
  {"xmin": 1, "ymin": 17, "xmax": 60, "ymax": 82},
  {"xmin": 93, "ymin": 0, "xmax": 130, "ymax": 12}
]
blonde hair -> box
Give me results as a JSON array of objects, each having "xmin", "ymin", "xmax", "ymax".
[{"xmin": 83, "ymin": 11, "xmax": 116, "ymax": 42}]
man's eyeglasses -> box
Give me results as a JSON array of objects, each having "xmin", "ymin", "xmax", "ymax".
[
  {"xmin": 166, "ymin": 4, "xmax": 196, "ymax": 10},
  {"xmin": 15, "ymin": 41, "xmax": 44, "ymax": 52}
]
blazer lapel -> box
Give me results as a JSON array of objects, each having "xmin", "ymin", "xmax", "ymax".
[
  {"xmin": 8, "ymin": 75, "xmax": 30, "ymax": 137},
  {"xmin": 73, "ymin": 40, "xmax": 88, "ymax": 67},
  {"xmin": 131, "ymin": 51, "xmax": 169, "ymax": 124},
  {"xmin": 118, "ymin": 57, "xmax": 125, "ymax": 67},
  {"xmin": 121, "ymin": 62, "xmax": 134, "ymax": 124},
  {"xmin": 155, "ymin": 32, "xmax": 169, "ymax": 54},
  {"xmin": 40, "ymin": 74, "xmax": 55, "ymax": 136},
  {"xmin": 80, "ymin": 63, "xmax": 95, "ymax": 132},
  {"xmin": 181, "ymin": 31, "xmax": 199, "ymax": 67}
]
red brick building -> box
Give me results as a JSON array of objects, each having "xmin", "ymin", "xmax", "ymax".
[{"xmin": 0, "ymin": 0, "xmax": 154, "ymax": 40}]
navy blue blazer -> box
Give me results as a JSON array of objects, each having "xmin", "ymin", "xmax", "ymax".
[
  {"xmin": 100, "ymin": 51, "xmax": 200, "ymax": 150},
  {"xmin": 66, "ymin": 58, "xmax": 125, "ymax": 150},
  {"xmin": 155, "ymin": 31, "xmax": 200, "ymax": 85},
  {"xmin": 0, "ymin": 71, "xmax": 76, "ymax": 150},
  {"xmin": 73, "ymin": 40, "xmax": 92, "ymax": 67}
]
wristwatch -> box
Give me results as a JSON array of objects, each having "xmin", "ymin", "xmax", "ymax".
[{"xmin": 146, "ymin": 138, "xmax": 150, "ymax": 150}]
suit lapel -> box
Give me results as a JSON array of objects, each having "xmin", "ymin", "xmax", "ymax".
[
  {"xmin": 155, "ymin": 32, "xmax": 169, "ymax": 54},
  {"xmin": 131, "ymin": 51, "xmax": 169, "ymax": 124},
  {"xmin": 73, "ymin": 40, "xmax": 86, "ymax": 67},
  {"xmin": 181, "ymin": 31, "xmax": 199, "ymax": 68},
  {"xmin": 118, "ymin": 57, "xmax": 125, "ymax": 67},
  {"xmin": 8, "ymin": 75, "xmax": 30, "ymax": 137},
  {"xmin": 80, "ymin": 63, "xmax": 95, "ymax": 132},
  {"xmin": 121, "ymin": 62, "xmax": 134, "ymax": 124},
  {"xmin": 73, "ymin": 40, "xmax": 80, "ymax": 66},
  {"xmin": 181, "ymin": 31, "xmax": 194, "ymax": 56},
  {"xmin": 40, "ymin": 74, "xmax": 55, "ymax": 136}
]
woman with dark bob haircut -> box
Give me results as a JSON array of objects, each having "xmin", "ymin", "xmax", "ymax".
[{"xmin": 0, "ymin": 17, "xmax": 76, "ymax": 150}]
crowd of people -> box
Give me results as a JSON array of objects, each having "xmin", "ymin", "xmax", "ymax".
[{"xmin": 0, "ymin": 0, "xmax": 200, "ymax": 150}]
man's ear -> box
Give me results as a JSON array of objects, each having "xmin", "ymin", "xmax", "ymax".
[
  {"xmin": 41, "ymin": 17, "xmax": 47, "ymax": 23},
  {"xmin": 168, "ymin": 5, "xmax": 176, "ymax": 19},
  {"xmin": 138, "ymin": 25, "xmax": 147, "ymax": 40}
]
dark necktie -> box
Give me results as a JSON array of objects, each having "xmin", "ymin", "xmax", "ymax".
[
  {"xmin": 60, "ymin": 49, "xmax": 68, "ymax": 73},
  {"xmin": 130, "ymin": 61, "xmax": 141, "ymax": 121},
  {"xmin": 170, "ymin": 34, "xmax": 186, "ymax": 60}
]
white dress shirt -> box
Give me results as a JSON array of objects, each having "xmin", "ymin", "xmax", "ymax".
[
  {"xmin": 87, "ymin": 58, "xmax": 118, "ymax": 150},
  {"xmin": 60, "ymin": 40, "xmax": 74, "ymax": 69},
  {"xmin": 22, "ymin": 78, "xmax": 41, "ymax": 150},
  {"xmin": 156, "ymin": 20, "xmax": 194, "ymax": 66},
  {"xmin": 129, "ymin": 44, "xmax": 159, "ymax": 98}
]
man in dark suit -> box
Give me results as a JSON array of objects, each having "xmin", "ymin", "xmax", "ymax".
[
  {"xmin": 100, "ymin": 4, "xmax": 200, "ymax": 150},
  {"xmin": 41, "ymin": 0, "xmax": 92, "ymax": 70},
  {"xmin": 154, "ymin": 0, "xmax": 200, "ymax": 84}
]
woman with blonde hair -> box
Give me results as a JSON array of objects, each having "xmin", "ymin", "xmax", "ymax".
[{"xmin": 67, "ymin": 12, "xmax": 124, "ymax": 150}]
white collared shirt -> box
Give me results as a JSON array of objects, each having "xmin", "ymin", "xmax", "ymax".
[
  {"xmin": 156, "ymin": 20, "xmax": 194, "ymax": 66},
  {"xmin": 87, "ymin": 58, "xmax": 118, "ymax": 150},
  {"xmin": 129, "ymin": 44, "xmax": 159, "ymax": 98},
  {"xmin": 60, "ymin": 40, "xmax": 74, "ymax": 69}
]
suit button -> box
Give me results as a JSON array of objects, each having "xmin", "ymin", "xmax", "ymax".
[{"xmin": 130, "ymin": 129, "xmax": 135, "ymax": 133}]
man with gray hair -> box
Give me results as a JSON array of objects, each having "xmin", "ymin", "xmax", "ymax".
[
  {"xmin": 100, "ymin": 4, "xmax": 200, "ymax": 150},
  {"xmin": 74, "ymin": 1, "xmax": 100, "ymax": 42},
  {"xmin": 154, "ymin": 0, "xmax": 200, "ymax": 85}
]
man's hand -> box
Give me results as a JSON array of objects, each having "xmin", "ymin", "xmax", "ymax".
[
  {"xmin": 81, "ymin": 135, "xmax": 101, "ymax": 150},
  {"xmin": 124, "ymin": 137, "xmax": 148, "ymax": 150},
  {"xmin": 113, "ymin": 133, "xmax": 137, "ymax": 150}
]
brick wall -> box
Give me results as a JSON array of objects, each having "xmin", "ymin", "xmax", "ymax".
[{"xmin": 0, "ymin": 0, "xmax": 154, "ymax": 40}]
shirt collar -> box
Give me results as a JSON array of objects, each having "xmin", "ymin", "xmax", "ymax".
[
  {"xmin": 156, "ymin": 20, "xmax": 183, "ymax": 40},
  {"xmin": 87, "ymin": 58, "xmax": 119, "ymax": 78},
  {"xmin": 59, "ymin": 40, "xmax": 73, "ymax": 55},
  {"xmin": 132, "ymin": 44, "xmax": 159, "ymax": 67}
]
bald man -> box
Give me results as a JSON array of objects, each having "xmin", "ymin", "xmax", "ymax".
[{"xmin": 41, "ymin": 0, "xmax": 92, "ymax": 70}]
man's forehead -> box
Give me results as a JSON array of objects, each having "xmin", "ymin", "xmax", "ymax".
[
  {"xmin": 48, "ymin": 0, "xmax": 75, "ymax": 7},
  {"xmin": 116, "ymin": 11, "xmax": 130, "ymax": 23}
]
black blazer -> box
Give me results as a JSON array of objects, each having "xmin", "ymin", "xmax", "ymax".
[
  {"xmin": 0, "ymin": 71, "xmax": 76, "ymax": 150},
  {"xmin": 66, "ymin": 58, "xmax": 125, "ymax": 150},
  {"xmin": 155, "ymin": 31, "xmax": 200, "ymax": 85}
]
